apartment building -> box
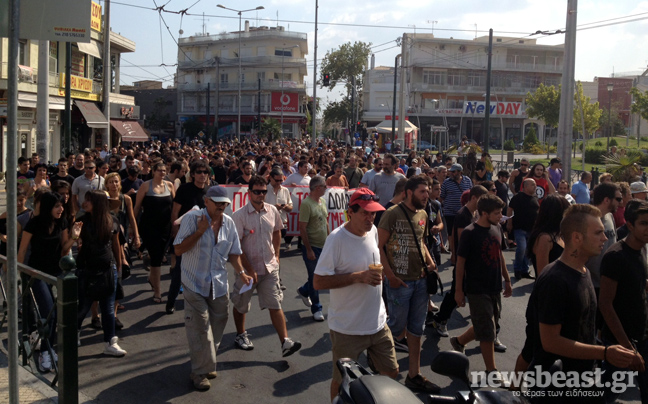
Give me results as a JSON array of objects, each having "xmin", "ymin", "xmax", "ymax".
[
  {"xmin": 176, "ymin": 22, "xmax": 308, "ymax": 139},
  {"xmin": 0, "ymin": 2, "xmax": 139, "ymax": 171},
  {"xmin": 363, "ymin": 34, "xmax": 565, "ymax": 148}
]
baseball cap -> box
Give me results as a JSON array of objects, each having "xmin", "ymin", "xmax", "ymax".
[
  {"xmin": 205, "ymin": 186, "xmax": 231, "ymax": 204},
  {"xmin": 449, "ymin": 163, "xmax": 463, "ymax": 172},
  {"xmin": 411, "ymin": 159, "xmax": 419, "ymax": 165},
  {"xmin": 348, "ymin": 188, "xmax": 385, "ymax": 212},
  {"xmin": 630, "ymin": 181, "xmax": 648, "ymax": 194}
]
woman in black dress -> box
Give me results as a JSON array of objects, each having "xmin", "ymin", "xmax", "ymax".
[{"xmin": 133, "ymin": 160, "xmax": 175, "ymax": 303}]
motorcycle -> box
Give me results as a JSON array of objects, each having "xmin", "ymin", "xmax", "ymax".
[{"xmin": 333, "ymin": 350, "xmax": 531, "ymax": 404}]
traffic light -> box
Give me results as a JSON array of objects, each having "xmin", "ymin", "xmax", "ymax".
[
  {"xmin": 323, "ymin": 73, "xmax": 330, "ymax": 86},
  {"xmin": 357, "ymin": 121, "xmax": 361, "ymax": 127}
]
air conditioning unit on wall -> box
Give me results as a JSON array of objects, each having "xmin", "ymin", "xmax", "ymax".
[{"xmin": 459, "ymin": 45, "xmax": 466, "ymax": 52}]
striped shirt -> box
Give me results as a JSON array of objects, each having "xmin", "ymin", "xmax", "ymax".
[
  {"xmin": 174, "ymin": 209, "xmax": 242, "ymax": 298},
  {"xmin": 440, "ymin": 175, "xmax": 473, "ymax": 217},
  {"xmin": 232, "ymin": 202, "xmax": 283, "ymax": 276}
]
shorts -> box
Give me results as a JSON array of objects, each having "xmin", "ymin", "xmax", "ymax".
[
  {"xmin": 385, "ymin": 278, "xmax": 428, "ymax": 338},
  {"xmin": 330, "ymin": 325, "xmax": 398, "ymax": 383},
  {"xmin": 466, "ymin": 293, "xmax": 501, "ymax": 342},
  {"xmin": 445, "ymin": 215, "xmax": 455, "ymax": 237},
  {"xmin": 230, "ymin": 270, "xmax": 283, "ymax": 313}
]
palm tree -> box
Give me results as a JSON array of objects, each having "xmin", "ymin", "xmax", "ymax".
[{"xmin": 603, "ymin": 150, "xmax": 642, "ymax": 182}]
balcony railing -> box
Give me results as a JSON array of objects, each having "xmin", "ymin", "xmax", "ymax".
[
  {"xmin": 409, "ymin": 58, "xmax": 563, "ymax": 73},
  {"xmin": 178, "ymin": 56, "xmax": 307, "ymax": 70},
  {"xmin": 179, "ymin": 81, "xmax": 306, "ymax": 92},
  {"xmin": 179, "ymin": 30, "xmax": 306, "ymax": 44}
]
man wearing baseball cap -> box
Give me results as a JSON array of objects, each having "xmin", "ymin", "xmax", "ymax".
[
  {"xmin": 630, "ymin": 181, "xmax": 648, "ymax": 201},
  {"xmin": 313, "ymin": 188, "xmax": 399, "ymax": 400},
  {"xmin": 174, "ymin": 185, "xmax": 247, "ymax": 391}
]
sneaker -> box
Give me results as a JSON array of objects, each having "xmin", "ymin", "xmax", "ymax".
[
  {"xmin": 486, "ymin": 369, "xmax": 503, "ymax": 387},
  {"xmin": 450, "ymin": 336, "xmax": 465, "ymax": 353},
  {"xmin": 115, "ymin": 317, "xmax": 124, "ymax": 330},
  {"xmin": 429, "ymin": 301, "xmax": 439, "ymax": 313},
  {"xmin": 494, "ymin": 337, "xmax": 507, "ymax": 353},
  {"xmin": 190, "ymin": 373, "xmax": 211, "ymax": 391},
  {"xmin": 91, "ymin": 316, "xmax": 102, "ymax": 330},
  {"xmin": 104, "ymin": 336, "xmax": 127, "ymax": 357},
  {"xmin": 432, "ymin": 319, "xmax": 449, "ymax": 338},
  {"xmin": 297, "ymin": 289, "xmax": 312, "ymax": 307},
  {"xmin": 393, "ymin": 337, "xmax": 409, "ymax": 352},
  {"xmin": 313, "ymin": 311, "xmax": 325, "ymax": 322},
  {"xmin": 281, "ymin": 337, "xmax": 302, "ymax": 357},
  {"xmin": 29, "ymin": 331, "xmax": 41, "ymax": 351},
  {"xmin": 405, "ymin": 374, "xmax": 441, "ymax": 393},
  {"xmin": 280, "ymin": 282, "xmax": 287, "ymax": 291},
  {"xmin": 206, "ymin": 371, "xmax": 217, "ymax": 379},
  {"xmin": 234, "ymin": 332, "xmax": 254, "ymax": 351},
  {"xmin": 38, "ymin": 351, "xmax": 52, "ymax": 373}
]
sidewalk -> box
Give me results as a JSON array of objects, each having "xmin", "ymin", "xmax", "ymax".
[{"xmin": 0, "ymin": 353, "xmax": 57, "ymax": 404}]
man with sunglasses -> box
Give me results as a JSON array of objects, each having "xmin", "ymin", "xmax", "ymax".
[
  {"xmin": 508, "ymin": 157, "xmax": 529, "ymax": 196},
  {"xmin": 166, "ymin": 160, "xmax": 212, "ymax": 315},
  {"xmin": 231, "ymin": 175, "xmax": 302, "ymax": 357},
  {"xmin": 71, "ymin": 161, "xmax": 104, "ymax": 215}
]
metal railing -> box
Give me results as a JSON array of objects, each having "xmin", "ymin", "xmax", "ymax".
[{"xmin": 1, "ymin": 255, "xmax": 78, "ymax": 404}]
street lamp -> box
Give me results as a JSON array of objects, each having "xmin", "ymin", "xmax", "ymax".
[
  {"xmin": 279, "ymin": 45, "xmax": 299, "ymax": 139},
  {"xmin": 217, "ymin": 4, "xmax": 265, "ymax": 142},
  {"xmin": 607, "ymin": 82, "xmax": 613, "ymax": 151}
]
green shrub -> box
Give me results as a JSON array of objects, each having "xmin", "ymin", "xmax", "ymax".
[
  {"xmin": 630, "ymin": 136, "xmax": 636, "ymax": 140},
  {"xmin": 642, "ymin": 137, "xmax": 648, "ymax": 142},
  {"xmin": 640, "ymin": 153, "xmax": 648, "ymax": 167},
  {"xmin": 584, "ymin": 148, "xmax": 607, "ymax": 164},
  {"xmin": 523, "ymin": 127, "xmax": 540, "ymax": 152},
  {"xmin": 553, "ymin": 142, "xmax": 558, "ymax": 147},
  {"xmin": 503, "ymin": 140, "xmax": 515, "ymax": 151},
  {"xmin": 609, "ymin": 138, "xmax": 618, "ymax": 147},
  {"xmin": 595, "ymin": 141, "xmax": 603, "ymax": 147}
]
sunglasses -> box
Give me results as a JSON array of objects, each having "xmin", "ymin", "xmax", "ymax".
[
  {"xmin": 615, "ymin": 197, "xmax": 623, "ymax": 202},
  {"xmin": 272, "ymin": 177, "xmax": 283, "ymax": 182},
  {"xmin": 520, "ymin": 163, "xmax": 529, "ymax": 167},
  {"xmin": 355, "ymin": 194, "xmax": 380, "ymax": 202},
  {"xmin": 251, "ymin": 189, "xmax": 268, "ymax": 195},
  {"xmin": 195, "ymin": 170, "xmax": 209, "ymax": 174},
  {"xmin": 85, "ymin": 166, "xmax": 96, "ymax": 170}
]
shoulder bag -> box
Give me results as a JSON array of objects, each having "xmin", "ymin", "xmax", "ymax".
[{"xmin": 398, "ymin": 204, "xmax": 443, "ymax": 295}]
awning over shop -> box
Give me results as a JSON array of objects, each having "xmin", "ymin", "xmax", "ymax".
[
  {"xmin": 17, "ymin": 92, "xmax": 37, "ymax": 108},
  {"xmin": 110, "ymin": 120, "xmax": 149, "ymax": 142},
  {"xmin": 48, "ymin": 96, "xmax": 65, "ymax": 110},
  {"xmin": 74, "ymin": 100, "xmax": 108, "ymax": 128},
  {"xmin": 76, "ymin": 41, "xmax": 102, "ymax": 59}
]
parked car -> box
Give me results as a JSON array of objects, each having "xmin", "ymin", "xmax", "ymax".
[{"xmin": 415, "ymin": 140, "xmax": 436, "ymax": 151}]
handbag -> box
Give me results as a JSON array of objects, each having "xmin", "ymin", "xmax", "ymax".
[
  {"xmin": 83, "ymin": 267, "xmax": 115, "ymax": 301},
  {"xmin": 398, "ymin": 204, "xmax": 443, "ymax": 295}
]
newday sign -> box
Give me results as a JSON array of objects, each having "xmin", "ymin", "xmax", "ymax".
[
  {"xmin": 463, "ymin": 101, "xmax": 526, "ymax": 117},
  {"xmin": 0, "ymin": 0, "xmax": 91, "ymax": 43}
]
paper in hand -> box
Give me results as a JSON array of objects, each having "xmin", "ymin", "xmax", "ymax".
[
  {"xmin": 174, "ymin": 205, "xmax": 201, "ymax": 225},
  {"xmin": 239, "ymin": 278, "xmax": 253, "ymax": 294}
]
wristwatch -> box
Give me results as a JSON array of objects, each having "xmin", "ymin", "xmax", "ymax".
[{"xmin": 238, "ymin": 270, "xmax": 245, "ymax": 276}]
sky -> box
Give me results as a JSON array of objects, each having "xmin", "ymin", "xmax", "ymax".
[{"xmin": 107, "ymin": 0, "xmax": 648, "ymax": 106}]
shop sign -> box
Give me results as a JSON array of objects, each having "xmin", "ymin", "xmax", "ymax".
[
  {"xmin": 59, "ymin": 73, "xmax": 93, "ymax": 93},
  {"xmin": 271, "ymin": 92, "xmax": 298, "ymax": 113},
  {"xmin": 91, "ymin": 2, "xmax": 102, "ymax": 32},
  {"xmin": 110, "ymin": 104, "xmax": 140, "ymax": 119},
  {"xmin": 57, "ymin": 88, "xmax": 100, "ymax": 101},
  {"xmin": 463, "ymin": 101, "xmax": 525, "ymax": 117}
]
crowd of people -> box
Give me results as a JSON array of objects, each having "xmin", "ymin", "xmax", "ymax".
[{"xmin": 3, "ymin": 138, "xmax": 647, "ymax": 402}]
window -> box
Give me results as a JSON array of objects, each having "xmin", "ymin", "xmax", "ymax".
[
  {"xmin": 423, "ymin": 69, "xmax": 444, "ymax": 85},
  {"xmin": 274, "ymin": 72, "xmax": 291, "ymax": 81},
  {"xmin": 467, "ymin": 72, "xmax": 484, "ymax": 87},
  {"xmin": 274, "ymin": 49, "xmax": 293, "ymax": 57},
  {"xmin": 240, "ymin": 48, "xmax": 252, "ymax": 58},
  {"xmin": 18, "ymin": 40, "xmax": 27, "ymax": 65},
  {"xmin": 240, "ymin": 73, "xmax": 245, "ymax": 83},
  {"xmin": 447, "ymin": 73, "xmax": 463, "ymax": 86},
  {"xmin": 257, "ymin": 72, "xmax": 266, "ymax": 81},
  {"xmin": 184, "ymin": 51, "xmax": 192, "ymax": 61},
  {"xmin": 204, "ymin": 50, "xmax": 212, "ymax": 60},
  {"xmin": 220, "ymin": 73, "xmax": 228, "ymax": 83}
]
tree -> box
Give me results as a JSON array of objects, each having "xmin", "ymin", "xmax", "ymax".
[
  {"xmin": 630, "ymin": 87, "xmax": 648, "ymax": 128},
  {"xmin": 182, "ymin": 118, "xmax": 204, "ymax": 138},
  {"xmin": 323, "ymin": 97, "xmax": 352, "ymax": 127},
  {"xmin": 523, "ymin": 125, "xmax": 539, "ymax": 152},
  {"xmin": 573, "ymin": 81, "xmax": 601, "ymax": 136},
  {"xmin": 525, "ymin": 84, "xmax": 560, "ymax": 128},
  {"xmin": 599, "ymin": 104, "xmax": 626, "ymax": 137},
  {"xmin": 320, "ymin": 41, "xmax": 372, "ymax": 126},
  {"xmin": 259, "ymin": 118, "xmax": 282, "ymax": 141}
]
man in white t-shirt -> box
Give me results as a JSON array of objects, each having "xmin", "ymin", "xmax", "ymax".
[{"xmin": 314, "ymin": 188, "xmax": 398, "ymax": 401}]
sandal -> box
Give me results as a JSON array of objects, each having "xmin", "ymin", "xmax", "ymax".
[{"xmin": 153, "ymin": 296, "xmax": 162, "ymax": 304}]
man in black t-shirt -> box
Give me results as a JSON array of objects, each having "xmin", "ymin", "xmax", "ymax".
[
  {"xmin": 430, "ymin": 185, "xmax": 488, "ymax": 337},
  {"xmin": 166, "ymin": 160, "xmax": 211, "ymax": 314},
  {"xmin": 526, "ymin": 204, "xmax": 634, "ymax": 401},
  {"xmin": 507, "ymin": 178, "xmax": 539, "ymax": 279},
  {"xmin": 50, "ymin": 158, "xmax": 75, "ymax": 186},
  {"xmin": 210, "ymin": 156, "xmax": 228, "ymax": 185},
  {"xmin": 68, "ymin": 154, "xmax": 85, "ymax": 178},
  {"xmin": 599, "ymin": 201, "xmax": 648, "ymax": 402},
  {"xmin": 452, "ymin": 195, "xmax": 511, "ymax": 384}
]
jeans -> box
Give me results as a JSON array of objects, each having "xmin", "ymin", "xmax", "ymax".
[
  {"xmin": 30, "ymin": 279, "xmax": 56, "ymax": 349},
  {"xmin": 602, "ymin": 338, "xmax": 648, "ymax": 403},
  {"xmin": 385, "ymin": 278, "xmax": 428, "ymax": 338},
  {"xmin": 167, "ymin": 255, "xmax": 182, "ymax": 307},
  {"xmin": 514, "ymin": 229, "xmax": 530, "ymax": 274},
  {"xmin": 299, "ymin": 246, "xmax": 322, "ymax": 314},
  {"xmin": 77, "ymin": 267, "xmax": 117, "ymax": 342}
]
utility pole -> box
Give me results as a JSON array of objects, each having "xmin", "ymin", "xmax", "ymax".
[
  {"xmin": 257, "ymin": 78, "xmax": 261, "ymax": 137},
  {"xmin": 351, "ymin": 75, "xmax": 356, "ymax": 134},
  {"xmin": 398, "ymin": 33, "xmax": 407, "ymax": 149},
  {"xmin": 205, "ymin": 82, "xmax": 210, "ymax": 138},
  {"xmin": 311, "ymin": 0, "xmax": 318, "ymax": 146},
  {"xmin": 483, "ymin": 29, "xmax": 493, "ymax": 153},
  {"xmin": 64, "ymin": 43, "xmax": 71, "ymax": 154},
  {"xmin": 557, "ymin": 0, "xmax": 578, "ymax": 183},
  {"xmin": 102, "ymin": 0, "xmax": 111, "ymax": 150},
  {"xmin": 36, "ymin": 40, "xmax": 50, "ymax": 161},
  {"xmin": 392, "ymin": 54, "xmax": 400, "ymax": 145}
]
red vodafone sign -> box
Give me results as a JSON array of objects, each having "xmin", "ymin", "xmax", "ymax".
[{"xmin": 271, "ymin": 92, "xmax": 299, "ymax": 113}]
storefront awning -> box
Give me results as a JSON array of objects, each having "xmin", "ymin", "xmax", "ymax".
[
  {"xmin": 110, "ymin": 120, "xmax": 149, "ymax": 142},
  {"xmin": 74, "ymin": 100, "xmax": 108, "ymax": 128},
  {"xmin": 76, "ymin": 41, "xmax": 102, "ymax": 59},
  {"xmin": 48, "ymin": 96, "xmax": 65, "ymax": 110}
]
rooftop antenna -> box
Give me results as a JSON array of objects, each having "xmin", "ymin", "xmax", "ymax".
[
  {"xmin": 427, "ymin": 20, "xmax": 438, "ymax": 36},
  {"xmin": 193, "ymin": 12, "xmax": 209, "ymax": 35},
  {"xmin": 474, "ymin": 23, "xmax": 477, "ymax": 38},
  {"xmin": 277, "ymin": 11, "xmax": 279, "ymax": 27}
]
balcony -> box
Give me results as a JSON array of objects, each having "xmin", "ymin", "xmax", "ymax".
[
  {"xmin": 178, "ymin": 80, "xmax": 306, "ymax": 92},
  {"xmin": 178, "ymin": 30, "xmax": 307, "ymax": 45},
  {"xmin": 409, "ymin": 58, "xmax": 562, "ymax": 73}
]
